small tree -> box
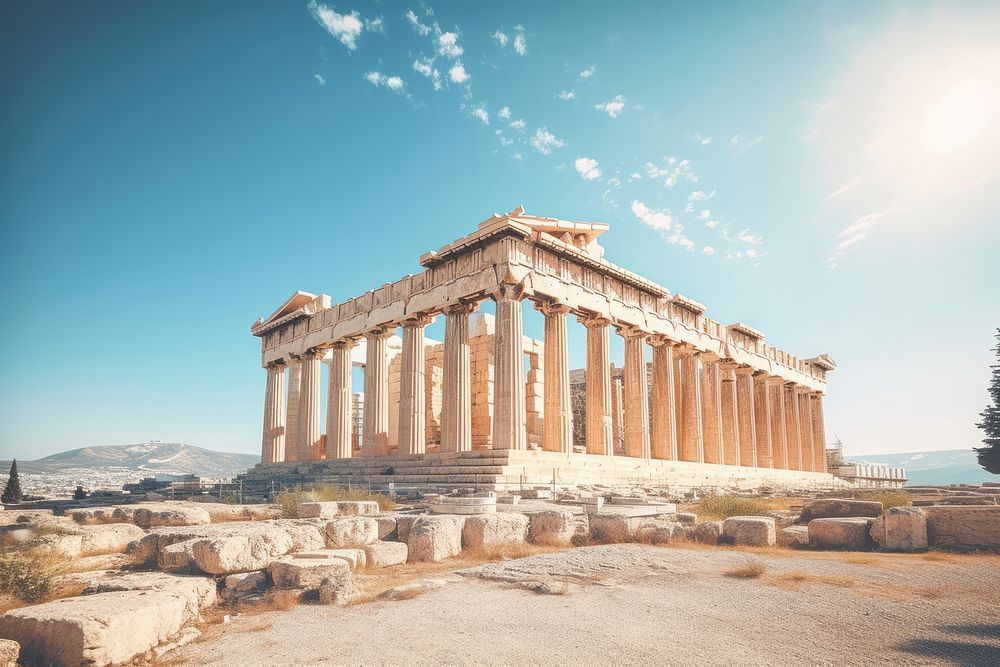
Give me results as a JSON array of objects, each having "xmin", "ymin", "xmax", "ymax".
[
  {"xmin": 975, "ymin": 329, "xmax": 1000, "ymax": 475},
  {"xmin": 1, "ymin": 460, "xmax": 24, "ymax": 504}
]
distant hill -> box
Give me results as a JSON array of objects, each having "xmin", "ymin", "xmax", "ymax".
[
  {"xmin": 1, "ymin": 442, "xmax": 259, "ymax": 479},
  {"xmin": 848, "ymin": 448, "xmax": 996, "ymax": 486}
]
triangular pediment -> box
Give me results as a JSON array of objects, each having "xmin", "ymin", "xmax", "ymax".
[{"xmin": 261, "ymin": 291, "xmax": 318, "ymax": 327}]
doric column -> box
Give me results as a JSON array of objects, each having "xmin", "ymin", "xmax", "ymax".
[
  {"xmin": 362, "ymin": 327, "xmax": 392, "ymax": 456},
  {"xmin": 753, "ymin": 372, "xmax": 772, "ymax": 467},
  {"xmin": 398, "ymin": 315, "xmax": 432, "ymax": 455},
  {"xmin": 442, "ymin": 304, "xmax": 475, "ymax": 453},
  {"xmin": 811, "ymin": 392, "xmax": 828, "ymax": 473},
  {"xmin": 734, "ymin": 366, "xmax": 757, "ymax": 467},
  {"xmin": 719, "ymin": 362, "xmax": 740, "ymax": 466},
  {"xmin": 677, "ymin": 347, "xmax": 704, "ymax": 462},
  {"xmin": 538, "ymin": 302, "xmax": 572, "ymax": 453},
  {"xmin": 261, "ymin": 361, "xmax": 286, "ymax": 463},
  {"xmin": 700, "ymin": 356, "xmax": 724, "ymax": 464},
  {"xmin": 580, "ymin": 315, "xmax": 613, "ymax": 456},
  {"xmin": 619, "ymin": 326, "xmax": 650, "ymax": 459},
  {"xmin": 284, "ymin": 358, "xmax": 302, "ymax": 462},
  {"xmin": 492, "ymin": 287, "xmax": 526, "ymax": 450},
  {"xmin": 767, "ymin": 377, "xmax": 788, "ymax": 469},
  {"xmin": 784, "ymin": 383, "xmax": 802, "ymax": 471},
  {"xmin": 649, "ymin": 336, "xmax": 678, "ymax": 460},
  {"xmin": 798, "ymin": 389, "xmax": 814, "ymax": 472},
  {"xmin": 298, "ymin": 347, "xmax": 325, "ymax": 461},
  {"xmin": 326, "ymin": 339, "xmax": 355, "ymax": 459}
]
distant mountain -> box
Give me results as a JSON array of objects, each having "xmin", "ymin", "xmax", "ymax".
[
  {"xmin": 1, "ymin": 442, "xmax": 259, "ymax": 479},
  {"xmin": 848, "ymin": 448, "xmax": 995, "ymax": 486}
]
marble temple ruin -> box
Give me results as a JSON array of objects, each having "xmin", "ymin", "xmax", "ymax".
[{"xmin": 242, "ymin": 207, "xmax": 839, "ymax": 493}]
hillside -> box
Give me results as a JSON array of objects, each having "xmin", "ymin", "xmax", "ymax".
[
  {"xmin": 848, "ymin": 448, "xmax": 996, "ymax": 486},
  {"xmin": 1, "ymin": 442, "xmax": 259, "ymax": 479}
]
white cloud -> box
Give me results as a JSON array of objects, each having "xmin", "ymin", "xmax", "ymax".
[
  {"xmin": 531, "ymin": 127, "xmax": 565, "ymax": 155},
  {"xmin": 495, "ymin": 130, "xmax": 513, "ymax": 146},
  {"xmin": 364, "ymin": 71, "xmax": 404, "ymax": 91},
  {"xmin": 697, "ymin": 210, "xmax": 711, "ymax": 219},
  {"xmin": 834, "ymin": 232, "xmax": 867, "ymax": 252},
  {"xmin": 683, "ymin": 202, "xmax": 694, "ymax": 214},
  {"xmin": 631, "ymin": 201, "xmax": 695, "ymax": 251},
  {"xmin": 687, "ymin": 132, "xmax": 713, "ymax": 145},
  {"xmin": 579, "ymin": 65, "xmax": 596, "ymax": 78},
  {"xmin": 512, "ymin": 152, "xmax": 524, "ymax": 161},
  {"xmin": 412, "ymin": 57, "xmax": 442, "ymax": 90},
  {"xmin": 309, "ymin": 2, "xmax": 365, "ymax": 50},
  {"xmin": 365, "ymin": 16, "xmax": 385, "ymax": 34},
  {"xmin": 471, "ymin": 106, "xmax": 489, "ymax": 125},
  {"xmin": 745, "ymin": 249, "xmax": 760, "ymax": 259},
  {"xmin": 729, "ymin": 134, "xmax": 763, "ymax": 153},
  {"xmin": 574, "ymin": 157, "xmax": 602, "ymax": 180},
  {"xmin": 645, "ymin": 157, "xmax": 698, "ymax": 188},
  {"xmin": 438, "ymin": 32, "xmax": 463, "ymax": 58},
  {"xmin": 492, "ymin": 30, "xmax": 508, "ymax": 46},
  {"xmin": 606, "ymin": 176, "xmax": 621, "ymax": 188},
  {"xmin": 509, "ymin": 119, "xmax": 526, "ymax": 132},
  {"xmin": 827, "ymin": 206, "xmax": 898, "ymax": 265},
  {"xmin": 557, "ymin": 90, "xmax": 576, "ymax": 101},
  {"xmin": 822, "ymin": 177, "xmax": 861, "ymax": 202},
  {"xmin": 449, "ymin": 62, "xmax": 470, "ymax": 84},
  {"xmin": 798, "ymin": 100, "xmax": 832, "ymax": 143},
  {"xmin": 702, "ymin": 246, "xmax": 715, "ymax": 256},
  {"xmin": 513, "ymin": 31, "xmax": 527, "ymax": 56},
  {"xmin": 405, "ymin": 10, "xmax": 432, "ymax": 36},
  {"xmin": 314, "ymin": 74, "xmax": 326, "ymax": 86},
  {"xmin": 736, "ymin": 229, "xmax": 761, "ymax": 245},
  {"xmin": 688, "ymin": 190, "xmax": 715, "ymax": 202},
  {"xmin": 705, "ymin": 219, "xmax": 719, "ymax": 229},
  {"xmin": 628, "ymin": 172, "xmax": 642, "ymax": 181},
  {"xmin": 498, "ymin": 106, "xmax": 511, "ymax": 120},
  {"xmin": 594, "ymin": 94, "xmax": 626, "ymax": 118}
]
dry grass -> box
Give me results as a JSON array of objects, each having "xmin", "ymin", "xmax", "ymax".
[
  {"xmin": 275, "ymin": 486, "xmax": 396, "ymax": 518},
  {"xmin": 691, "ymin": 495, "xmax": 773, "ymax": 521},
  {"xmin": 723, "ymin": 558, "xmax": 767, "ymax": 578},
  {"xmin": 0, "ymin": 548, "xmax": 87, "ymax": 608},
  {"xmin": 854, "ymin": 490, "xmax": 911, "ymax": 510}
]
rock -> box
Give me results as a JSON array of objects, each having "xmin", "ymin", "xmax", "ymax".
[
  {"xmin": 675, "ymin": 512, "xmax": 697, "ymax": 526},
  {"xmin": 781, "ymin": 525, "xmax": 810, "ymax": 548},
  {"xmin": 378, "ymin": 579, "xmax": 448, "ymax": 600},
  {"xmin": 262, "ymin": 588, "xmax": 305, "ymax": 608},
  {"xmin": 376, "ymin": 516, "xmax": 398, "ymax": 540},
  {"xmin": 317, "ymin": 571, "xmax": 360, "ymax": 606},
  {"xmin": 364, "ymin": 541, "xmax": 409, "ymax": 568},
  {"xmin": 870, "ymin": 506, "xmax": 927, "ymax": 552},
  {"xmin": 190, "ymin": 529, "xmax": 295, "ymax": 575},
  {"xmin": 0, "ymin": 574, "xmax": 215, "ymax": 667},
  {"xmin": 70, "ymin": 506, "xmax": 133, "ymax": 525},
  {"xmin": 691, "ymin": 521, "xmax": 724, "ymax": 545},
  {"xmin": 34, "ymin": 533, "xmax": 83, "ymax": 557},
  {"xmin": 923, "ymin": 505, "xmax": 1000, "ymax": 550},
  {"xmin": 798, "ymin": 499, "xmax": 883, "ymax": 524},
  {"xmin": 395, "ymin": 516, "xmax": 419, "ymax": 543},
  {"xmin": 334, "ymin": 501, "xmax": 380, "ymax": 516},
  {"xmin": 79, "ymin": 523, "xmax": 146, "ymax": 555},
  {"xmin": 589, "ymin": 514, "xmax": 678, "ymax": 544},
  {"xmin": 287, "ymin": 549, "xmax": 367, "ymax": 571},
  {"xmin": 325, "ymin": 517, "xmax": 379, "ymax": 548},
  {"xmin": 222, "ymin": 571, "xmax": 268, "ymax": 600},
  {"xmin": 462, "ymin": 513, "xmax": 529, "ymax": 550},
  {"xmin": 527, "ymin": 510, "xmax": 575, "ymax": 546},
  {"xmin": 808, "ymin": 517, "xmax": 876, "ymax": 550},
  {"xmin": 407, "ymin": 515, "xmax": 465, "ymax": 562},
  {"xmin": 634, "ymin": 521, "xmax": 680, "ymax": 545},
  {"xmin": 159, "ymin": 539, "xmax": 198, "ymax": 572},
  {"xmin": 297, "ymin": 502, "xmax": 341, "ymax": 519},
  {"xmin": 0, "ymin": 639, "xmax": 18, "ymax": 667},
  {"xmin": 133, "ymin": 505, "xmax": 212, "ymax": 529},
  {"xmin": 273, "ymin": 520, "xmax": 326, "ymax": 552},
  {"xmin": 196, "ymin": 503, "xmax": 282, "ymax": 521},
  {"xmin": 269, "ymin": 554, "xmax": 354, "ymax": 591},
  {"xmin": 723, "ymin": 516, "xmax": 776, "ymax": 547}
]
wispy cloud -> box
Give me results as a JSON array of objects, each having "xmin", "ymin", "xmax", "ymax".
[
  {"xmin": 645, "ymin": 157, "xmax": 698, "ymax": 188},
  {"xmin": 822, "ymin": 177, "xmax": 862, "ymax": 203},
  {"xmin": 827, "ymin": 206, "xmax": 898, "ymax": 267},
  {"xmin": 595, "ymin": 95, "xmax": 626, "ymax": 118},
  {"xmin": 557, "ymin": 90, "xmax": 576, "ymax": 101},
  {"xmin": 574, "ymin": 157, "xmax": 602, "ymax": 181},
  {"xmin": 314, "ymin": 74, "xmax": 327, "ymax": 86},
  {"xmin": 688, "ymin": 190, "xmax": 715, "ymax": 202},
  {"xmin": 492, "ymin": 30, "xmax": 508, "ymax": 46},
  {"xmin": 471, "ymin": 105, "xmax": 489, "ymax": 125},
  {"xmin": 729, "ymin": 134, "xmax": 763, "ymax": 153},
  {"xmin": 364, "ymin": 71, "xmax": 404, "ymax": 91},
  {"xmin": 309, "ymin": 2, "xmax": 365, "ymax": 50},
  {"xmin": 495, "ymin": 130, "xmax": 513, "ymax": 146},
  {"xmin": 498, "ymin": 106, "xmax": 511, "ymax": 121},
  {"xmin": 798, "ymin": 100, "xmax": 832, "ymax": 143},
  {"xmin": 579, "ymin": 65, "xmax": 596, "ymax": 79},
  {"xmin": 531, "ymin": 128, "xmax": 565, "ymax": 155},
  {"xmin": 687, "ymin": 132, "xmax": 713, "ymax": 145},
  {"xmin": 412, "ymin": 57, "xmax": 442, "ymax": 90},
  {"xmin": 438, "ymin": 32, "xmax": 463, "ymax": 58},
  {"xmin": 631, "ymin": 200, "xmax": 694, "ymax": 251},
  {"xmin": 405, "ymin": 9, "xmax": 432, "ymax": 37},
  {"xmin": 509, "ymin": 119, "xmax": 526, "ymax": 132},
  {"xmin": 702, "ymin": 246, "xmax": 715, "ymax": 256},
  {"xmin": 513, "ymin": 27, "xmax": 527, "ymax": 55}
]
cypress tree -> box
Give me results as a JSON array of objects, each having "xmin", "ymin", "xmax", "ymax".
[
  {"xmin": 1, "ymin": 459, "xmax": 24, "ymax": 504},
  {"xmin": 975, "ymin": 329, "xmax": 1000, "ymax": 475}
]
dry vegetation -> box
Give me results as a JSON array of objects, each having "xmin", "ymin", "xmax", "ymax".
[
  {"xmin": 854, "ymin": 490, "xmax": 911, "ymax": 509},
  {"xmin": 275, "ymin": 486, "xmax": 396, "ymax": 518},
  {"xmin": 689, "ymin": 494, "xmax": 774, "ymax": 520},
  {"xmin": 0, "ymin": 548, "xmax": 82, "ymax": 608},
  {"xmin": 723, "ymin": 558, "xmax": 767, "ymax": 578}
]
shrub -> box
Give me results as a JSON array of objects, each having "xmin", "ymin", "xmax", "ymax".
[
  {"xmin": 723, "ymin": 558, "xmax": 767, "ymax": 578},
  {"xmin": 695, "ymin": 494, "xmax": 771, "ymax": 520},
  {"xmin": 0, "ymin": 550, "xmax": 68, "ymax": 603},
  {"xmin": 855, "ymin": 490, "xmax": 910, "ymax": 510},
  {"xmin": 274, "ymin": 485, "xmax": 395, "ymax": 518}
]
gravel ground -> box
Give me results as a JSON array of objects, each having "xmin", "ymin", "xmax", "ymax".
[{"xmin": 169, "ymin": 545, "xmax": 1000, "ymax": 666}]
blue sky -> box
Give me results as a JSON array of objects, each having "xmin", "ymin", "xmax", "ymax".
[{"xmin": 2, "ymin": 1, "xmax": 998, "ymax": 461}]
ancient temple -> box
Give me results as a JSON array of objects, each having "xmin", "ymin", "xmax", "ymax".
[{"xmin": 245, "ymin": 207, "xmax": 838, "ymax": 492}]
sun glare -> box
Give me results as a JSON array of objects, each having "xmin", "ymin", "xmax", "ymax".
[{"xmin": 920, "ymin": 78, "xmax": 996, "ymax": 154}]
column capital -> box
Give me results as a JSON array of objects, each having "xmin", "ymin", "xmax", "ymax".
[
  {"xmin": 719, "ymin": 360, "xmax": 741, "ymax": 371},
  {"xmin": 401, "ymin": 313, "xmax": 435, "ymax": 328},
  {"xmin": 443, "ymin": 302, "xmax": 478, "ymax": 316},
  {"xmin": 763, "ymin": 375, "xmax": 786, "ymax": 386},
  {"xmin": 616, "ymin": 324, "xmax": 647, "ymax": 340},
  {"xmin": 535, "ymin": 300, "xmax": 572, "ymax": 316},
  {"xmin": 490, "ymin": 283, "xmax": 524, "ymax": 302},
  {"xmin": 734, "ymin": 365, "xmax": 756, "ymax": 376},
  {"xmin": 365, "ymin": 326, "xmax": 395, "ymax": 339},
  {"xmin": 674, "ymin": 343, "xmax": 699, "ymax": 356},
  {"xmin": 577, "ymin": 314, "xmax": 612, "ymax": 328},
  {"xmin": 699, "ymin": 352, "xmax": 721, "ymax": 363},
  {"xmin": 265, "ymin": 361, "xmax": 287, "ymax": 372},
  {"xmin": 647, "ymin": 334, "xmax": 676, "ymax": 348},
  {"xmin": 302, "ymin": 346, "xmax": 328, "ymax": 360},
  {"xmin": 794, "ymin": 385, "xmax": 812, "ymax": 395},
  {"xmin": 330, "ymin": 337, "xmax": 358, "ymax": 350}
]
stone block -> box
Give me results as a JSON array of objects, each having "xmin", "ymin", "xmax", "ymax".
[
  {"xmin": 870, "ymin": 506, "xmax": 927, "ymax": 552},
  {"xmin": 270, "ymin": 555, "xmax": 354, "ymax": 590},
  {"xmin": 462, "ymin": 513, "xmax": 529, "ymax": 550},
  {"xmin": 798, "ymin": 499, "xmax": 883, "ymax": 523},
  {"xmin": 923, "ymin": 505, "xmax": 1000, "ymax": 550},
  {"xmin": 318, "ymin": 569, "xmax": 360, "ymax": 606},
  {"xmin": 527, "ymin": 510, "xmax": 575, "ymax": 545},
  {"xmin": 79, "ymin": 523, "xmax": 146, "ymax": 555},
  {"xmin": 808, "ymin": 517, "xmax": 876, "ymax": 550},
  {"xmin": 781, "ymin": 525, "xmax": 810, "ymax": 548},
  {"xmin": 376, "ymin": 516, "xmax": 397, "ymax": 540},
  {"xmin": 634, "ymin": 520, "xmax": 680, "ymax": 545},
  {"xmin": 407, "ymin": 515, "xmax": 465, "ymax": 562},
  {"xmin": 676, "ymin": 512, "xmax": 697, "ymax": 526},
  {"xmin": 287, "ymin": 549, "xmax": 367, "ymax": 571},
  {"xmin": 395, "ymin": 516, "xmax": 419, "ymax": 544},
  {"xmin": 132, "ymin": 505, "xmax": 211, "ymax": 529},
  {"xmin": 691, "ymin": 521, "xmax": 724, "ymax": 545},
  {"xmin": 158, "ymin": 539, "xmax": 197, "ymax": 572},
  {"xmin": 325, "ymin": 518, "xmax": 379, "ymax": 548},
  {"xmin": 296, "ymin": 502, "xmax": 340, "ymax": 519},
  {"xmin": 190, "ymin": 528, "xmax": 295, "ymax": 575},
  {"xmin": 273, "ymin": 520, "xmax": 326, "ymax": 552},
  {"xmin": 0, "ymin": 639, "xmax": 18, "ymax": 667},
  {"xmin": 335, "ymin": 501, "xmax": 380, "ymax": 516},
  {"xmin": 589, "ymin": 514, "xmax": 676, "ymax": 544},
  {"xmin": 722, "ymin": 516, "xmax": 776, "ymax": 547},
  {"xmin": 222, "ymin": 571, "xmax": 268, "ymax": 601},
  {"xmin": 364, "ymin": 541, "xmax": 409, "ymax": 568},
  {"xmin": 70, "ymin": 506, "xmax": 132, "ymax": 525}
]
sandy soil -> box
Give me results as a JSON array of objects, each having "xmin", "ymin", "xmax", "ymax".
[{"xmin": 168, "ymin": 545, "xmax": 1000, "ymax": 666}]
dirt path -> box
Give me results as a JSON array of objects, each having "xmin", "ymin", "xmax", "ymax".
[{"xmin": 168, "ymin": 545, "xmax": 1000, "ymax": 666}]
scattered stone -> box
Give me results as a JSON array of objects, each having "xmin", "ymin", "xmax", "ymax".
[
  {"xmin": 325, "ymin": 517, "xmax": 379, "ymax": 548},
  {"xmin": 334, "ymin": 501, "xmax": 380, "ymax": 516},
  {"xmin": 317, "ymin": 570, "xmax": 360, "ymax": 606},
  {"xmin": 377, "ymin": 579, "xmax": 448, "ymax": 600},
  {"xmin": 462, "ymin": 513, "xmax": 529, "ymax": 550},
  {"xmin": 79, "ymin": 523, "xmax": 146, "ymax": 555},
  {"xmin": 781, "ymin": 526, "xmax": 810, "ymax": 548},
  {"xmin": 364, "ymin": 541, "xmax": 408, "ymax": 568},
  {"xmin": 722, "ymin": 516, "xmax": 776, "ymax": 547},
  {"xmin": 262, "ymin": 588, "xmax": 305, "ymax": 608},
  {"xmin": 0, "ymin": 639, "xmax": 19, "ymax": 667},
  {"xmin": 376, "ymin": 516, "xmax": 398, "ymax": 540},
  {"xmin": 288, "ymin": 549, "xmax": 367, "ymax": 571},
  {"xmin": 798, "ymin": 499, "xmax": 883, "ymax": 524},
  {"xmin": 923, "ymin": 505, "xmax": 1000, "ymax": 550},
  {"xmin": 589, "ymin": 514, "xmax": 678, "ymax": 544},
  {"xmin": 634, "ymin": 521, "xmax": 680, "ymax": 545},
  {"xmin": 407, "ymin": 515, "xmax": 465, "ymax": 562},
  {"xmin": 222, "ymin": 571, "xmax": 268, "ymax": 601},
  {"xmin": 270, "ymin": 554, "xmax": 354, "ymax": 592},
  {"xmin": 870, "ymin": 506, "xmax": 927, "ymax": 552},
  {"xmin": 158, "ymin": 539, "xmax": 198, "ymax": 572},
  {"xmin": 395, "ymin": 516, "xmax": 419, "ymax": 544},
  {"xmin": 133, "ymin": 505, "xmax": 212, "ymax": 529},
  {"xmin": 691, "ymin": 521, "xmax": 724, "ymax": 545},
  {"xmin": 675, "ymin": 512, "xmax": 697, "ymax": 526},
  {"xmin": 527, "ymin": 510, "xmax": 575, "ymax": 546},
  {"xmin": 190, "ymin": 529, "xmax": 295, "ymax": 575},
  {"xmin": 808, "ymin": 517, "xmax": 876, "ymax": 550},
  {"xmin": 70, "ymin": 506, "xmax": 134, "ymax": 525},
  {"xmin": 273, "ymin": 520, "xmax": 327, "ymax": 552},
  {"xmin": 296, "ymin": 502, "xmax": 340, "ymax": 519}
]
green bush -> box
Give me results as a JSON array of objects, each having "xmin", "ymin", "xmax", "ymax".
[
  {"xmin": 274, "ymin": 485, "xmax": 395, "ymax": 518},
  {"xmin": 0, "ymin": 550, "xmax": 67, "ymax": 603},
  {"xmin": 695, "ymin": 495, "xmax": 772, "ymax": 520}
]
